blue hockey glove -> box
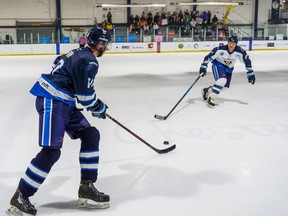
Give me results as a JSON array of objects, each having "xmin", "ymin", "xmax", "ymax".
[
  {"xmin": 247, "ymin": 70, "xmax": 256, "ymax": 85},
  {"xmin": 90, "ymin": 99, "xmax": 108, "ymax": 119},
  {"xmin": 199, "ymin": 63, "xmax": 208, "ymax": 77}
]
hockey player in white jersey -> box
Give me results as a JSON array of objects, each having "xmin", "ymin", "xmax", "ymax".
[{"xmin": 199, "ymin": 35, "xmax": 256, "ymax": 107}]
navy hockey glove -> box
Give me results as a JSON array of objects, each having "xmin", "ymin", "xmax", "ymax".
[
  {"xmin": 247, "ymin": 70, "xmax": 255, "ymax": 85},
  {"xmin": 199, "ymin": 63, "xmax": 208, "ymax": 77},
  {"xmin": 91, "ymin": 99, "xmax": 108, "ymax": 119}
]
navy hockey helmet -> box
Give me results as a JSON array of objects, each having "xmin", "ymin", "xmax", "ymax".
[
  {"xmin": 86, "ymin": 27, "xmax": 111, "ymax": 46},
  {"xmin": 86, "ymin": 27, "xmax": 111, "ymax": 57},
  {"xmin": 228, "ymin": 35, "xmax": 238, "ymax": 44}
]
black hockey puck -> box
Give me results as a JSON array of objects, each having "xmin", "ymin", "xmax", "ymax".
[{"xmin": 163, "ymin": 141, "xmax": 169, "ymax": 145}]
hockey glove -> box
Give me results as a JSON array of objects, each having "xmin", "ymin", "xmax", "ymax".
[
  {"xmin": 247, "ymin": 70, "xmax": 256, "ymax": 85},
  {"xmin": 90, "ymin": 99, "xmax": 108, "ymax": 119},
  {"xmin": 199, "ymin": 63, "xmax": 208, "ymax": 77}
]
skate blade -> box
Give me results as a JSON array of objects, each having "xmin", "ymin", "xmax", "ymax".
[
  {"xmin": 206, "ymin": 102, "xmax": 215, "ymax": 108},
  {"xmin": 76, "ymin": 198, "xmax": 110, "ymax": 209},
  {"xmin": 6, "ymin": 205, "xmax": 34, "ymax": 216}
]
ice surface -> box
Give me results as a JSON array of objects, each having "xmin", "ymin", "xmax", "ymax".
[{"xmin": 0, "ymin": 51, "xmax": 288, "ymax": 216}]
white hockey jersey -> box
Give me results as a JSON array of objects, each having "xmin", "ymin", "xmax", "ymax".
[{"xmin": 203, "ymin": 45, "xmax": 252, "ymax": 73}]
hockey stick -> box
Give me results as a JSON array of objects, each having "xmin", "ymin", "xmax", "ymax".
[
  {"xmin": 154, "ymin": 74, "xmax": 202, "ymax": 120},
  {"xmin": 106, "ymin": 113, "xmax": 176, "ymax": 154}
]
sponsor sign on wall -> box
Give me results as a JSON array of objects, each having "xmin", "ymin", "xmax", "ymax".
[
  {"xmin": 252, "ymin": 40, "xmax": 288, "ymax": 49},
  {"xmin": 160, "ymin": 41, "xmax": 250, "ymax": 52},
  {"xmin": 110, "ymin": 42, "xmax": 157, "ymax": 52}
]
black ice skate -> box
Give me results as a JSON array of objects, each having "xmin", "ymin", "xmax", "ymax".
[
  {"xmin": 76, "ymin": 181, "xmax": 110, "ymax": 209},
  {"xmin": 207, "ymin": 96, "xmax": 216, "ymax": 108},
  {"xmin": 6, "ymin": 189, "xmax": 37, "ymax": 216},
  {"xmin": 201, "ymin": 86, "xmax": 211, "ymax": 101}
]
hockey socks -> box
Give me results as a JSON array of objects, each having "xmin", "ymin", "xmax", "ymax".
[
  {"xmin": 19, "ymin": 148, "xmax": 61, "ymax": 197},
  {"xmin": 78, "ymin": 127, "xmax": 100, "ymax": 182}
]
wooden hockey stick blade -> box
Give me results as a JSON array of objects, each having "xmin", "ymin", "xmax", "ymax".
[{"xmin": 154, "ymin": 114, "xmax": 167, "ymax": 120}]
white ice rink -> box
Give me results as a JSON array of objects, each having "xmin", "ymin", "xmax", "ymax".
[{"xmin": 0, "ymin": 50, "xmax": 288, "ymax": 216}]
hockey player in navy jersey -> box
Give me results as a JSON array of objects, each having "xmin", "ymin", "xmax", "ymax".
[
  {"xmin": 6, "ymin": 27, "xmax": 111, "ymax": 216},
  {"xmin": 199, "ymin": 35, "xmax": 256, "ymax": 107}
]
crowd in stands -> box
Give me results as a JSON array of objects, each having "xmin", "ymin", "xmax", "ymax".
[{"xmin": 101, "ymin": 9, "xmax": 229, "ymax": 40}]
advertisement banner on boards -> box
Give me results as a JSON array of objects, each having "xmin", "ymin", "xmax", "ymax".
[{"xmin": 110, "ymin": 42, "xmax": 157, "ymax": 52}]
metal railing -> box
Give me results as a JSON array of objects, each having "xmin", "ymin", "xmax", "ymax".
[{"xmin": 1, "ymin": 23, "xmax": 288, "ymax": 45}]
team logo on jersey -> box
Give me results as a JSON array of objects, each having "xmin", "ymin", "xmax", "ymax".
[{"xmin": 224, "ymin": 60, "xmax": 232, "ymax": 65}]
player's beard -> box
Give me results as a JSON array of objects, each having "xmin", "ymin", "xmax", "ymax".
[{"xmin": 96, "ymin": 46, "xmax": 108, "ymax": 57}]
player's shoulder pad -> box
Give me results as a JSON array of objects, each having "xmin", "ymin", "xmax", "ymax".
[
  {"xmin": 234, "ymin": 45, "xmax": 246, "ymax": 53},
  {"xmin": 53, "ymin": 54, "xmax": 65, "ymax": 64},
  {"xmin": 217, "ymin": 45, "xmax": 227, "ymax": 51}
]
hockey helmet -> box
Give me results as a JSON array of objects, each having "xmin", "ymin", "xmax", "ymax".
[
  {"xmin": 86, "ymin": 27, "xmax": 111, "ymax": 56},
  {"xmin": 228, "ymin": 35, "xmax": 238, "ymax": 44},
  {"xmin": 86, "ymin": 27, "xmax": 111, "ymax": 46}
]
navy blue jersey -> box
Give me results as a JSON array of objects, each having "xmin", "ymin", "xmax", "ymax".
[
  {"xmin": 203, "ymin": 45, "xmax": 252, "ymax": 73},
  {"xmin": 30, "ymin": 47, "xmax": 100, "ymax": 110}
]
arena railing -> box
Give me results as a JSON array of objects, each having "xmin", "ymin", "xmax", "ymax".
[{"xmin": 0, "ymin": 24, "xmax": 287, "ymax": 45}]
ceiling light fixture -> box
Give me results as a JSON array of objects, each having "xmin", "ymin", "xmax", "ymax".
[
  {"xmin": 96, "ymin": 3, "xmax": 167, "ymax": 8},
  {"xmin": 179, "ymin": 2, "xmax": 244, "ymax": 6}
]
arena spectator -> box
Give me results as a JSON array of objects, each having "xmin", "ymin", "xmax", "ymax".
[
  {"xmin": 107, "ymin": 11, "xmax": 112, "ymax": 24},
  {"xmin": 78, "ymin": 34, "xmax": 87, "ymax": 48},
  {"xmin": 212, "ymin": 15, "xmax": 219, "ymax": 27}
]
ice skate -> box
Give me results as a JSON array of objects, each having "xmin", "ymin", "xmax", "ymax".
[
  {"xmin": 76, "ymin": 181, "xmax": 110, "ymax": 209},
  {"xmin": 207, "ymin": 96, "xmax": 216, "ymax": 108},
  {"xmin": 201, "ymin": 86, "xmax": 211, "ymax": 101},
  {"xmin": 6, "ymin": 189, "xmax": 37, "ymax": 216}
]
